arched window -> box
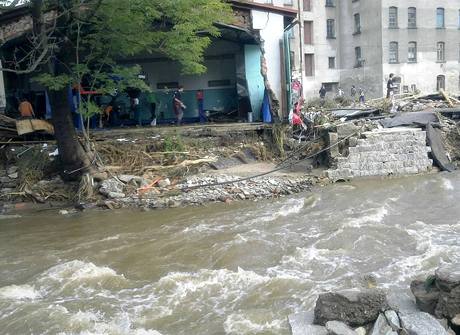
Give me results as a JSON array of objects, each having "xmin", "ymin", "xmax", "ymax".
[
  {"xmin": 389, "ymin": 7, "xmax": 398, "ymax": 28},
  {"xmin": 408, "ymin": 7, "xmax": 416, "ymax": 28}
]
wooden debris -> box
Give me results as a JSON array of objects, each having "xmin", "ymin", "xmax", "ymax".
[
  {"xmin": 440, "ymin": 90, "xmax": 454, "ymax": 108},
  {"xmin": 16, "ymin": 119, "xmax": 54, "ymax": 135}
]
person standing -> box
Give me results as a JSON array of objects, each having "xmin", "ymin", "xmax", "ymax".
[
  {"xmin": 18, "ymin": 97, "xmax": 35, "ymax": 118},
  {"xmin": 386, "ymin": 73, "xmax": 395, "ymax": 99},
  {"xmin": 359, "ymin": 88, "xmax": 365, "ymax": 103},
  {"xmin": 350, "ymin": 85, "xmax": 357, "ymax": 100},
  {"xmin": 196, "ymin": 89, "xmax": 206, "ymax": 124},
  {"xmin": 319, "ymin": 85, "xmax": 327, "ymax": 100},
  {"xmin": 172, "ymin": 86, "xmax": 186, "ymax": 126},
  {"xmin": 146, "ymin": 91, "xmax": 158, "ymax": 126}
]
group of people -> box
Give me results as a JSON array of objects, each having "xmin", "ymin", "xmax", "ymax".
[
  {"xmin": 103, "ymin": 86, "xmax": 206, "ymax": 127},
  {"xmin": 319, "ymin": 84, "xmax": 366, "ymax": 104}
]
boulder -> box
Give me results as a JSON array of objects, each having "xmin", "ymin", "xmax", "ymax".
[
  {"xmin": 117, "ymin": 174, "xmax": 137, "ymax": 183},
  {"xmin": 436, "ymin": 264, "xmax": 460, "ymax": 292},
  {"xmin": 435, "ymin": 286, "xmax": 460, "ymax": 320},
  {"xmin": 451, "ymin": 314, "xmax": 460, "ymax": 334},
  {"xmin": 288, "ymin": 312, "xmax": 327, "ymax": 335},
  {"xmin": 384, "ymin": 310, "xmax": 401, "ymax": 331},
  {"xmin": 370, "ymin": 313, "xmax": 397, "ymax": 335},
  {"xmin": 354, "ymin": 327, "xmax": 367, "ymax": 335},
  {"xmin": 337, "ymin": 123, "xmax": 359, "ymax": 139},
  {"xmin": 99, "ymin": 179, "xmax": 124, "ymax": 196},
  {"xmin": 411, "ymin": 279, "xmax": 440, "ymax": 315},
  {"xmin": 314, "ymin": 289, "xmax": 388, "ymax": 327},
  {"xmin": 399, "ymin": 312, "xmax": 448, "ymax": 335},
  {"xmin": 106, "ymin": 191, "xmax": 126, "ymax": 199},
  {"xmin": 326, "ymin": 320, "xmax": 357, "ymax": 335},
  {"xmin": 387, "ymin": 290, "xmax": 419, "ymax": 313}
]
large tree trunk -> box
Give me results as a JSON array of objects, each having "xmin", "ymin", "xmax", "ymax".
[{"xmin": 50, "ymin": 89, "xmax": 92, "ymax": 181}]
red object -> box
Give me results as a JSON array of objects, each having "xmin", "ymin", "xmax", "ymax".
[{"xmin": 196, "ymin": 90, "xmax": 204, "ymax": 100}]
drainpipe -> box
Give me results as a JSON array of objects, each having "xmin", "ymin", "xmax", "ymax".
[{"xmin": 297, "ymin": 0, "xmax": 304, "ymax": 93}]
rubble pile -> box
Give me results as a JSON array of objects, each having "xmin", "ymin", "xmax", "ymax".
[
  {"xmin": 289, "ymin": 263, "xmax": 460, "ymax": 335},
  {"xmin": 98, "ymin": 174, "xmax": 315, "ymax": 209}
]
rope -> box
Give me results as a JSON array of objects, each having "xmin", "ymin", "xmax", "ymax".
[{"xmin": 180, "ymin": 129, "xmax": 361, "ymax": 192}]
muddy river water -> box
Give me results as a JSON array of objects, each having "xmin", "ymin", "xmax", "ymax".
[{"xmin": 1, "ymin": 172, "xmax": 460, "ymax": 334}]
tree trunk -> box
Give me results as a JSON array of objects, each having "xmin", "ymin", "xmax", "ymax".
[{"xmin": 50, "ymin": 88, "xmax": 92, "ymax": 181}]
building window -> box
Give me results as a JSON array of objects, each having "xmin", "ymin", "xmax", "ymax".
[
  {"xmin": 355, "ymin": 47, "xmax": 362, "ymax": 67},
  {"xmin": 437, "ymin": 8, "xmax": 445, "ymax": 28},
  {"xmin": 305, "ymin": 54, "xmax": 314, "ymax": 76},
  {"xmin": 284, "ymin": 0, "xmax": 293, "ymax": 5},
  {"xmin": 458, "ymin": 10, "xmax": 460, "ymax": 28},
  {"xmin": 411, "ymin": 84, "xmax": 417, "ymax": 92},
  {"xmin": 437, "ymin": 42, "xmax": 445, "ymax": 62},
  {"xmin": 408, "ymin": 7, "xmax": 417, "ymax": 28},
  {"xmin": 437, "ymin": 75, "xmax": 445, "ymax": 91},
  {"xmin": 389, "ymin": 7, "xmax": 398, "ymax": 28},
  {"xmin": 408, "ymin": 42, "xmax": 417, "ymax": 63},
  {"xmin": 354, "ymin": 13, "xmax": 361, "ymax": 34},
  {"xmin": 328, "ymin": 57, "xmax": 336, "ymax": 69},
  {"xmin": 264, "ymin": 0, "xmax": 273, "ymax": 4},
  {"xmin": 303, "ymin": 0, "xmax": 311, "ymax": 11},
  {"xmin": 389, "ymin": 42, "xmax": 399, "ymax": 63},
  {"xmin": 327, "ymin": 19, "xmax": 335, "ymax": 38},
  {"xmin": 325, "ymin": 0, "xmax": 334, "ymax": 7},
  {"xmin": 304, "ymin": 21, "xmax": 313, "ymax": 44}
]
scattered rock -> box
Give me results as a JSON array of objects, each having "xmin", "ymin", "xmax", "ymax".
[
  {"xmin": 384, "ymin": 310, "xmax": 401, "ymax": 330},
  {"xmin": 354, "ymin": 327, "xmax": 367, "ymax": 335},
  {"xmin": 370, "ymin": 313, "xmax": 397, "ymax": 335},
  {"xmin": 288, "ymin": 312, "xmax": 328, "ymax": 335},
  {"xmin": 435, "ymin": 286, "xmax": 460, "ymax": 320},
  {"xmin": 326, "ymin": 320, "xmax": 357, "ymax": 335},
  {"xmin": 158, "ymin": 178, "xmax": 171, "ymax": 188},
  {"xmin": 107, "ymin": 191, "xmax": 126, "ymax": 199},
  {"xmin": 411, "ymin": 279, "xmax": 441, "ymax": 315},
  {"xmin": 436, "ymin": 264, "xmax": 460, "ymax": 292},
  {"xmin": 7, "ymin": 166, "xmax": 18, "ymax": 175},
  {"xmin": 399, "ymin": 312, "xmax": 448, "ymax": 335},
  {"xmin": 7, "ymin": 172, "xmax": 18, "ymax": 179},
  {"xmin": 314, "ymin": 289, "xmax": 388, "ymax": 327}
]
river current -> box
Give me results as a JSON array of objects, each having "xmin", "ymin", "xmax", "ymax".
[{"xmin": 1, "ymin": 172, "xmax": 460, "ymax": 334}]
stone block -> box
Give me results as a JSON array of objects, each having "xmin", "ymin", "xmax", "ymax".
[
  {"xmin": 337, "ymin": 123, "xmax": 359, "ymax": 139},
  {"xmin": 329, "ymin": 132, "xmax": 340, "ymax": 158}
]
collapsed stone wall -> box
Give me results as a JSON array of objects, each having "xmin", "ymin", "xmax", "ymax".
[{"xmin": 326, "ymin": 127, "xmax": 433, "ymax": 181}]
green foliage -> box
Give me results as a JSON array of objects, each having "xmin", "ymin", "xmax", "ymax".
[
  {"xmin": 33, "ymin": 73, "xmax": 73, "ymax": 91},
  {"xmin": 163, "ymin": 135, "xmax": 186, "ymax": 152},
  {"xmin": 16, "ymin": 0, "xmax": 233, "ymax": 91},
  {"xmin": 79, "ymin": 100, "xmax": 101, "ymax": 119}
]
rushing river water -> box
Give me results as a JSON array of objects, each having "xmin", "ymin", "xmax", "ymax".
[{"xmin": 1, "ymin": 172, "xmax": 460, "ymax": 335}]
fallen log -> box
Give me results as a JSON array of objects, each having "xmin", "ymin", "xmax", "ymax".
[
  {"xmin": 143, "ymin": 158, "xmax": 217, "ymax": 172},
  {"xmin": 440, "ymin": 90, "xmax": 454, "ymax": 108}
]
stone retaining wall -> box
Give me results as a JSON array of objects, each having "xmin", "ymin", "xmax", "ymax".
[{"xmin": 326, "ymin": 128, "xmax": 433, "ymax": 181}]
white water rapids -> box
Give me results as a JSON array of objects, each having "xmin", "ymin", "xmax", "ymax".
[{"xmin": 1, "ymin": 172, "xmax": 459, "ymax": 334}]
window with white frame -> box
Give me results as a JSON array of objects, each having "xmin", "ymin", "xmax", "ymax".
[
  {"xmin": 408, "ymin": 7, "xmax": 416, "ymax": 28},
  {"xmin": 389, "ymin": 41, "xmax": 399, "ymax": 63},
  {"xmin": 437, "ymin": 8, "xmax": 445, "ymax": 28},
  {"xmin": 437, "ymin": 42, "xmax": 445, "ymax": 62},
  {"xmin": 327, "ymin": 19, "xmax": 335, "ymax": 38},
  {"xmin": 389, "ymin": 7, "xmax": 398, "ymax": 28}
]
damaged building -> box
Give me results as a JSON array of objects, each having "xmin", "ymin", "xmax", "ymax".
[{"xmin": 0, "ymin": 1, "xmax": 298, "ymax": 125}]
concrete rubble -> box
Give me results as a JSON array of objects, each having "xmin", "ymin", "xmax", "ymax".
[{"xmin": 288, "ymin": 264, "xmax": 459, "ymax": 335}]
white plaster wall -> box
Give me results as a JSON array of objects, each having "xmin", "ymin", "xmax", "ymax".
[{"xmin": 251, "ymin": 10, "xmax": 285, "ymax": 105}]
